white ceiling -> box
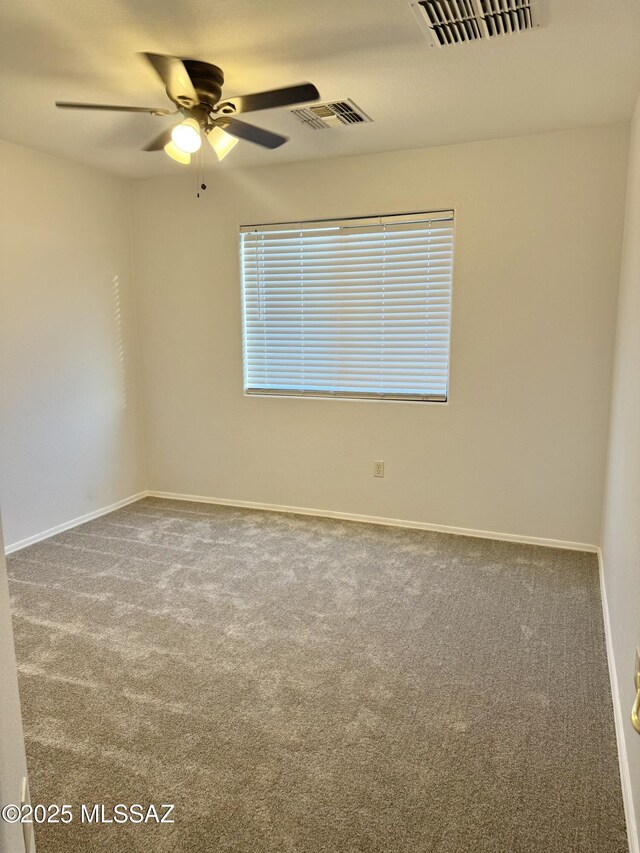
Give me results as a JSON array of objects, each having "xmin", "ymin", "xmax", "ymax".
[{"xmin": 1, "ymin": 0, "xmax": 640, "ymax": 177}]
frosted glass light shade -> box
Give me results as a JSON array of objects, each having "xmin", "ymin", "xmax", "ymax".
[
  {"xmin": 171, "ymin": 119, "xmax": 202, "ymax": 154},
  {"xmin": 207, "ymin": 126, "xmax": 239, "ymax": 161},
  {"xmin": 164, "ymin": 140, "xmax": 191, "ymax": 164}
]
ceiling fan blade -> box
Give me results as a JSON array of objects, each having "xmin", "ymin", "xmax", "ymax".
[
  {"xmin": 218, "ymin": 82, "xmax": 320, "ymax": 114},
  {"xmin": 143, "ymin": 126, "xmax": 176, "ymax": 151},
  {"xmin": 141, "ymin": 53, "xmax": 199, "ymax": 108},
  {"xmin": 214, "ymin": 117, "xmax": 288, "ymax": 149},
  {"xmin": 56, "ymin": 101, "xmax": 173, "ymax": 115}
]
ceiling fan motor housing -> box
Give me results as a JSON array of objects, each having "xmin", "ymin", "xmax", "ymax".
[{"xmin": 181, "ymin": 59, "xmax": 225, "ymax": 108}]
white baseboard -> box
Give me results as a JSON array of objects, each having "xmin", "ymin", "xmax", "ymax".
[
  {"xmin": 5, "ymin": 487, "xmax": 598, "ymax": 556},
  {"xmin": 4, "ymin": 492, "xmax": 148, "ymax": 555},
  {"xmin": 598, "ymin": 548, "xmax": 639, "ymax": 853},
  {"xmin": 146, "ymin": 490, "xmax": 597, "ymax": 553}
]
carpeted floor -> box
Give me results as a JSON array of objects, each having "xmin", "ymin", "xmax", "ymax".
[{"xmin": 6, "ymin": 497, "xmax": 627, "ymax": 852}]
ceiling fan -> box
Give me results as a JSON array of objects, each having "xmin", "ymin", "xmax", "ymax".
[{"xmin": 55, "ymin": 53, "xmax": 321, "ymax": 164}]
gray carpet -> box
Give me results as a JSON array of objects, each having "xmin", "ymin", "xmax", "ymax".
[{"xmin": 6, "ymin": 497, "xmax": 627, "ymax": 852}]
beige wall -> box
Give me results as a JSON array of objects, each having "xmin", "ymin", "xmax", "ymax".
[
  {"xmin": 130, "ymin": 124, "xmax": 628, "ymax": 546},
  {"xmin": 0, "ymin": 141, "xmax": 146, "ymax": 548},
  {"xmin": 602, "ymin": 96, "xmax": 640, "ymax": 847}
]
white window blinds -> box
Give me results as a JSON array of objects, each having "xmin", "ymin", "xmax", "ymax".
[{"xmin": 240, "ymin": 210, "xmax": 454, "ymax": 401}]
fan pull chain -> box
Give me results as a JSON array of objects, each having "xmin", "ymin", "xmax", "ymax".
[{"xmin": 196, "ymin": 144, "xmax": 207, "ymax": 199}]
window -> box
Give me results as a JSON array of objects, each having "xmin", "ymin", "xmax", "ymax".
[{"xmin": 240, "ymin": 210, "xmax": 454, "ymax": 402}]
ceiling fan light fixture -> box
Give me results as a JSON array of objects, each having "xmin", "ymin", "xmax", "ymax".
[
  {"xmin": 164, "ymin": 140, "xmax": 191, "ymax": 164},
  {"xmin": 55, "ymin": 53, "xmax": 321, "ymax": 168},
  {"xmin": 171, "ymin": 118, "xmax": 202, "ymax": 153},
  {"xmin": 207, "ymin": 126, "xmax": 239, "ymax": 161}
]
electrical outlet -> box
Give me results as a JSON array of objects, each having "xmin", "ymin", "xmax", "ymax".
[{"xmin": 374, "ymin": 460, "xmax": 384, "ymax": 478}]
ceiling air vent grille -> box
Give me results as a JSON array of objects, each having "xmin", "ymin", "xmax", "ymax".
[
  {"xmin": 411, "ymin": 0, "xmax": 540, "ymax": 46},
  {"xmin": 291, "ymin": 100, "xmax": 372, "ymax": 130}
]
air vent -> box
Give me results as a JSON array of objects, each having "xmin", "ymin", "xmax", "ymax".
[
  {"xmin": 291, "ymin": 100, "xmax": 372, "ymax": 130},
  {"xmin": 411, "ymin": 0, "xmax": 540, "ymax": 46}
]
